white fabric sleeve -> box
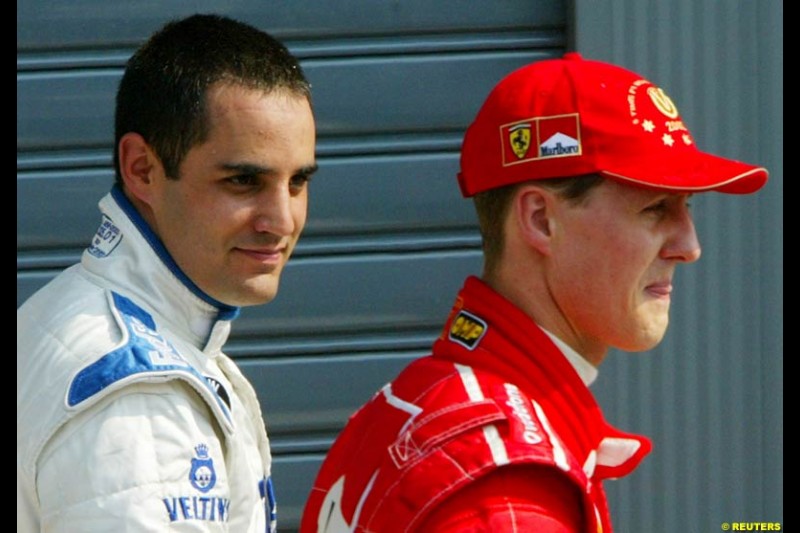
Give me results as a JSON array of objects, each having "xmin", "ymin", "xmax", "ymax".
[{"xmin": 35, "ymin": 380, "xmax": 233, "ymax": 532}]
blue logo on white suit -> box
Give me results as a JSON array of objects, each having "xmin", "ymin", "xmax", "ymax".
[
  {"xmin": 190, "ymin": 444, "xmax": 217, "ymax": 492},
  {"xmin": 163, "ymin": 443, "xmax": 230, "ymax": 522},
  {"xmin": 87, "ymin": 215, "xmax": 123, "ymax": 258}
]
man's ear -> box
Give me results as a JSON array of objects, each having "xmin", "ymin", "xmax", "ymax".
[
  {"xmin": 118, "ymin": 132, "xmax": 160, "ymax": 206},
  {"xmin": 514, "ymin": 185, "xmax": 557, "ymax": 256}
]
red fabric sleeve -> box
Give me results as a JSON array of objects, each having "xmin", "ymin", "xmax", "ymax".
[{"xmin": 415, "ymin": 465, "xmax": 586, "ymax": 532}]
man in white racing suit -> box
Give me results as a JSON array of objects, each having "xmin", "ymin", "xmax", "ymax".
[{"xmin": 18, "ymin": 14, "xmax": 318, "ymax": 532}]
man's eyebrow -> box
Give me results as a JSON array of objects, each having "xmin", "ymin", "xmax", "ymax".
[
  {"xmin": 219, "ymin": 162, "xmax": 271, "ymax": 175},
  {"xmin": 219, "ymin": 162, "xmax": 319, "ymax": 176}
]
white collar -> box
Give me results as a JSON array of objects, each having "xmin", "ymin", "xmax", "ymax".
[
  {"xmin": 540, "ymin": 327, "xmax": 599, "ymax": 386},
  {"xmin": 81, "ymin": 188, "xmax": 237, "ymax": 353}
]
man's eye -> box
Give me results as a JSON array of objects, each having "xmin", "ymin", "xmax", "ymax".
[
  {"xmin": 643, "ymin": 200, "xmax": 667, "ymax": 213},
  {"xmin": 290, "ymin": 175, "xmax": 311, "ymax": 190},
  {"xmin": 227, "ymin": 175, "xmax": 256, "ymax": 186}
]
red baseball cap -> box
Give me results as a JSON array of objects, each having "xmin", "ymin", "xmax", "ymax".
[{"xmin": 457, "ymin": 52, "xmax": 768, "ymax": 197}]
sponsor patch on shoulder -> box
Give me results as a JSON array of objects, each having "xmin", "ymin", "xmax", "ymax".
[
  {"xmin": 66, "ymin": 292, "xmax": 232, "ymax": 433},
  {"xmin": 448, "ymin": 310, "xmax": 487, "ymax": 350}
]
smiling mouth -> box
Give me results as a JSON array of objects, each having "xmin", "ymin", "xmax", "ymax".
[{"xmin": 236, "ymin": 247, "xmax": 285, "ymax": 264}]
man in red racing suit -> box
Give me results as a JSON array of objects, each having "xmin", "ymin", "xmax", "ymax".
[
  {"xmin": 302, "ymin": 277, "xmax": 651, "ymax": 532},
  {"xmin": 301, "ymin": 53, "xmax": 767, "ymax": 532}
]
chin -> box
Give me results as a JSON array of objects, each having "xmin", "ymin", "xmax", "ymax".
[
  {"xmin": 232, "ymin": 275, "xmax": 282, "ymax": 305},
  {"xmin": 616, "ymin": 325, "xmax": 668, "ymax": 352},
  {"xmin": 634, "ymin": 330, "xmax": 668, "ymax": 352},
  {"xmin": 238, "ymin": 291, "xmax": 279, "ymax": 307},
  {"xmin": 214, "ymin": 284, "xmax": 280, "ymax": 307}
]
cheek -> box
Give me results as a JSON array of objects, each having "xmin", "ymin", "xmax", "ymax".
[
  {"xmin": 555, "ymin": 220, "xmax": 646, "ymax": 300},
  {"xmin": 153, "ymin": 190, "xmax": 192, "ymax": 241},
  {"xmin": 577, "ymin": 217, "xmax": 650, "ymax": 272},
  {"xmin": 166, "ymin": 196, "xmax": 237, "ymax": 256},
  {"xmin": 592, "ymin": 243, "xmax": 651, "ymax": 301},
  {"xmin": 556, "ymin": 223, "xmax": 613, "ymax": 275}
]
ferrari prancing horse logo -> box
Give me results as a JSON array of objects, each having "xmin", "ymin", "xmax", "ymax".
[{"xmin": 508, "ymin": 123, "xmax": 532, "ymax": 159}]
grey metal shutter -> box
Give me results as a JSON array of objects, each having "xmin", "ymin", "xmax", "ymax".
[{"xmin": 573, "ymin": 1, "xmax": 784, "ymax": 531}]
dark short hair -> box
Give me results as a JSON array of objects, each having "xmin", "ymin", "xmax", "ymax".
[
  {"xmin": 473, "ymin": 174, "xmax": 604, "ymax": 274},
  {"xmin": 113, "ymin": 13, "xmax": 312, "ymax": 182}
]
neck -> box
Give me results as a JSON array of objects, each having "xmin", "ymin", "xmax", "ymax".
[{"xmin": 481, "ymin": 266, "xmax": 608, "ymax": 367}]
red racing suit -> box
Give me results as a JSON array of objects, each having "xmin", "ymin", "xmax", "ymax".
[{"xmin": 301, "ymin": 276, "xmax": 651, "ymax": 532}]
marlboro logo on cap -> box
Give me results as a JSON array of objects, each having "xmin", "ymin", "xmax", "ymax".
[
  {"xmin": 501, "ymin": 114, "xmax": 582, "ymax": 166},
  {"xmin": 457, "ymin": 52, "xmax": 768, "ymax": 197}
]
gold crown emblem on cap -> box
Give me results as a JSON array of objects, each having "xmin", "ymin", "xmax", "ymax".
[
  {"xmin": 647, "ymin": 86, "xmax": 679, "ymax": 119},
  {"xmin": 629, "ymin": 80, "xmax": 691, "ymax": 147}
]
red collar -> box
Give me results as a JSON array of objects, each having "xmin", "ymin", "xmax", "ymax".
[{"xmin": 432, "ymin": 276, "xmax": 651, "ymax": 480}]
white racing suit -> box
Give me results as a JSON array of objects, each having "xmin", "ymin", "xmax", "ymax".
[{"xmin": 18, "ymin": 185, "xmax": 277, "ymax": 532}]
